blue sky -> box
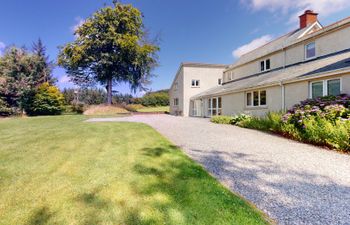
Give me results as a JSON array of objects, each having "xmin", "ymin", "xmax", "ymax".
[{"xmin": 0, "ymin": 0, "xmax": 349, "ymax": 96}]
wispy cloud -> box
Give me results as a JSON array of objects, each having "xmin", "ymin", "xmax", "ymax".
[
  {"xmin": 241, "ymin": 0, "xmax": 350, "ymax": 24},
  {"xmin": 70, "ymin": 17, "xmax": 85, "ymax": 33},
  {"xmin": 58, "ymin": 75, "xmax": 71, "ymax": 84},
  {"xmin": 232, "ymin": 35, "xmax": 273, "ymax": 58},
  {"xmin": 0, "ymin": 41, "xmax": 6, "ymax": 55}
]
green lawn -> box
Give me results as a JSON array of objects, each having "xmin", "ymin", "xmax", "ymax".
[
  {"xmin": 0, "ymin": 116, "xmax": 270, "ymax": 225},
  {"xmin": 137, "ymin": 105, "xmax": 169, "ymax": 113}
]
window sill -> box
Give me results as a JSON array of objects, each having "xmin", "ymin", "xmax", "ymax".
[
  {"xmin": 191, "ymin": 86, "xmax": 200, "ymax": 88},
  {"xmin": 305, "ymin": 56, "xmax": 316, "ymax": 61},
  {"xmin": 245, "ymin": 106, "xmax": 268, "ymax": 110}
]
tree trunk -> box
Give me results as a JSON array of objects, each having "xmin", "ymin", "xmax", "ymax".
[{"xmin": 106, "ymin": 78, "xmax": 113, "ymax": 105}]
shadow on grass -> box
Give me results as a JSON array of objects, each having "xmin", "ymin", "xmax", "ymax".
[
  {"xmin": 130, "ymin": 145, "xmax": 268, "ymax": 225},
  {"xmin": 76, "ymin": 191, "xmax": 109, "ymax": 209},
  {"xmin": 75, "ymin": 189, "xmax": 154, "ymax": 225},
  {"xmin": 28, "ymin": 206, "xmax": 54, "ymax": 225},
  {"xmin": 141, "ymin": 145, "xmax": 176, "ymax": 157},
  {"xmin": 75, "ymin": 190, "xmax": 112, "ymax": 225}
]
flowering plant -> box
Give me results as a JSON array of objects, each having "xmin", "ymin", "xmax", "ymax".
[{"xmin": 282, "ymin": 94, "xmax": 350, "ymax": 128}]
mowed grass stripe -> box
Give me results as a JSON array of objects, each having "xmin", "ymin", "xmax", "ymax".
[{"xmin": 0, "ymin": 115, "xmax": 271, "ymax": 225}]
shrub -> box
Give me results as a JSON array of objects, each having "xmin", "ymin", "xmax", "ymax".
[
  {"xmin": 280, "ymin": 94, "xmax": 350, "ymax": 151},
  {"xmin": 232, "ymin": 114, "xmax": 252, "ymax": 125},
  {"xmin": 210, "ymin": 115, "xmax": 234, "ymax": 124},
  {"xmin": 294, "ymin": 94, "xmax": 350, "ymax": 110},
  {"xmin": 124, "ymin": 104, "xmax": 144, "ymax": 112},
  {"xmin": 208, "ymin": 94, "xmax": 350, "ymax": 151},
  {"xmin": 0, "ymin": 97, "xmax": 12, "ymax": 116},
  {"xmin": 22, "ymin": 83, "xmax": 65, "ymax": 116},
  {"xmin": 301, "ymin": 117, "xmax": 350, "ymax": 151},
  {"xmin": 211, "ymin": 114, "xmax": 252, "ymax": 125},
  {"xmin": 83, "ymin": 105, "xmax": 129, "ymax": 116},
  {"xmin": 238, "ymin": 112, "xmax": 282, "ymax": 132},
  {"xmin": 141, "ymin": 91, "xmax": 169, "ymax": 107},
  {"xmin": 71, "ymin": 101, "xmax": 86, "ymax": 114}
]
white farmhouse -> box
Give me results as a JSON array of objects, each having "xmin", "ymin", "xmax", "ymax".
[{"xmin": 169, "ymin": 10, "xmax": 350, "ymax": 117}]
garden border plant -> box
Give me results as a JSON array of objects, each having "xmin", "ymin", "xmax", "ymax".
[{"xmin": 211, "ymin": 94, "xmax": 350, "ymax": 152}]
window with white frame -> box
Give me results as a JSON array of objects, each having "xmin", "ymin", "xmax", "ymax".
[
  {"xmin": 191, "ymin": 79, "xmax": 200, "ymax": 87},
  {"xmin": 246, "ymin": 90, "xmax": 267, "ymax": 107},
  {"xmin": 305, "ymin": 42, "xmax": 316, "ymax": 59},
  {"xmin": 173, "ymin": 98, "xmax": 179, "ymax": 106},
  {"xmin": 208, "ymin": 97, "xmax": 222, "ymax": 116},
  {"xmin": 260, "ymin": 59, "xmax": 271, "ymax": 72},
  {"xmin": 246, "ymin": 92, "xmax": 252, "ymax": 106},
  {"xmin": 218, "ymin": 78, "xmax": 222, "ymax": 85},
  {"xmin": 266, "ymin": 59, "xmax": 270, "ymax": 70},
  {"xmin": 226, "ymin": 71, "xmax": 234, "ymax": 81},
  {"xmin": 230, "ymin": 71, "xmax": 234, "ymax": 80},
  {"xmin": 310, "ymin": 78, "xmax": 341, "ymax": 99}
]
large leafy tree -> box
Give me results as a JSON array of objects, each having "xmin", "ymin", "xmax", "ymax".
[{"xmin": 58, "ymin": 2, "xmax": 159, "ymax": 104}]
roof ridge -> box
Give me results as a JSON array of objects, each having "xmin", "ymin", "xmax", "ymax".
[{"xmin": 181, "ymin": 62, "xmax": 228, "ymax": 67}]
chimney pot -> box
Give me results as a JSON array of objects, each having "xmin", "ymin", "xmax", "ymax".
[{"xmin": 299, "ymin": 10, "xmax": 318, "ymax": 29}]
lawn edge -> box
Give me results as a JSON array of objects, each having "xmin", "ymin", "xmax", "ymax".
[{"xmin": 126, "ymin": 121, "xmax": 276, "ymax": 225}]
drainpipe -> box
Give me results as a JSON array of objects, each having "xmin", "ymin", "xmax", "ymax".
[
  {"xmin": 280, "ymin": 81, "xmax": 285, "ymax": 111},
  {"xmin": 281, "ymin": 44, "xmax": 287, "ymax": 111}
]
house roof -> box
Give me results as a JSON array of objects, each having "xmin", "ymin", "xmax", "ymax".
[
  {"xmin": 227, "ymin": 16, "xmax": 350, "ymax": 71},
  {"xmin": 191, "ymin": 48, "xmax": 350, "ymax": 99},
  {"xmin": 181, "ymin": 62, "xmax": 228, "ymax": 68}
]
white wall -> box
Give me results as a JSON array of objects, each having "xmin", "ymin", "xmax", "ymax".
[
  {"xmin": 169, "ymin": 67, "xmax": 184, "ymax": 115},
  {"xmin": 183, "ymin": 66, "xmax": 225, "ymax": 116},
  {"xmin": 218, "ymin": 86, "xmax": 282, "ymax": 117}
]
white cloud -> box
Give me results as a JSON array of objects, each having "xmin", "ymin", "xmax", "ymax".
[
  {"xmin": 242, "ymin": 0, "xmax": 350, "ymax": 24},
  {"xmin": 0, "ymin": 41, "xmax": 5, "ymax": 55},
  {"xmin": 232, "ymin": 35, "xmax": 273, "ymax": 58},
  {"xmin": 58, "ymin": 75, "xmax": 71, "ymax": 84},
  {"xmin": 71, "ymin": 17, "xmax": 85, "ymax": 33}
]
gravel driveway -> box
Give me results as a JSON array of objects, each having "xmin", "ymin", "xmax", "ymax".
[{"xmin": 87, "ymin": 115, "xmax": 350, "ymax": 225}]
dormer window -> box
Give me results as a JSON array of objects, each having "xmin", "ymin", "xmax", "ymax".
[
  {"xmin": 260, "ymin": 59, "xmax": 271, "ymax": 72},
  {"xmin": 230, "ymin": 72, "xmax": 234, "ymax": 80},
  {"xmin": 266, "ymin": 59, "xmax": 270, "ymax": 70},
  {"xmin": 260, "ymin": 61, "xmax": 265, "ymax": 71},
  {"xmin": 305, "ymin": 42, "xmax": 316, "ymax": 59},
  {"xmin": 227, "ymin": 71, "xmax": 234, "ymax": 81}
]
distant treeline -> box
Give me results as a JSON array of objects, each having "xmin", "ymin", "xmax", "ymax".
[{"xmin": 62, "ymin": 88, "xmax": 169, "ymax": 107}]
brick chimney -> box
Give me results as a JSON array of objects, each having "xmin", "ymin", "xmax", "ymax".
[{"xmin": 299, "ymin": 10, "xmax": 318, "ymax": 29}]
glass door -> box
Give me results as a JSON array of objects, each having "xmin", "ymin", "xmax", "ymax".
[{"xmin": 208, "ymin": 97, "xmax": 222, "ymax": 117}]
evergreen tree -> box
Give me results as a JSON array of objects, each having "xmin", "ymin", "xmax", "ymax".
[
  {"xmin": 0, "ymin": 41, "xmax": 57, "ymax": 115},
  {"xmin": 32, "ymin": 39, "xmax": 55, "ymax": 84}
]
